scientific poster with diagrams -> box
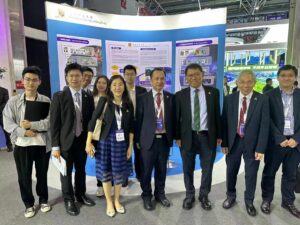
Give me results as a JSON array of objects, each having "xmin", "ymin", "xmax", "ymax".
[
  {"xmin": 56, "ymin": 34, "xmax": 102, "ymax": 89},
  {"xmin": 105, "ymin": 40, "xmax": 172, "ymax": 92},
  {"xmin": 175, "ymin": 37, "xmax": 219, "ymax": 91}
]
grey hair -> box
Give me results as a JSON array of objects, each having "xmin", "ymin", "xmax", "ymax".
[{"xmin": 237, "ymin": 70, "xmax": 256, "ymax": 82}]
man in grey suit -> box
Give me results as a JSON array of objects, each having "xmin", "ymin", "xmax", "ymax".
[{"xmin": 221, "ymin": 70, "xmax": 269, "ymax": 216}]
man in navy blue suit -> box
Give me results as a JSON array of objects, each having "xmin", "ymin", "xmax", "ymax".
[
  {"xmin": 136, "ymin": 68, "xmax": 175, "ymax": 211},
  {"xmin": 261, "ymin": 65, "xmax": 300, "ymax": 219},
  {"xmin": 221, "ymin": 70, "xmax": 269, "ymax": 216}
]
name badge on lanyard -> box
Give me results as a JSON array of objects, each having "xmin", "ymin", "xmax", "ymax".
[
  {"xmin": 155, "ymin": 104, "xmax": 163, "ymax": 130},
  {"xmin": 283, "ymin": 96, "xmax": 292, "ymax": 130},
  {"xmin": 115, "ymin": 106, "xmax": 125, "ymax": 142}
]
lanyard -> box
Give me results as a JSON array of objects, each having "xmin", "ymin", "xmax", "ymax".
[
  {"xmin": 114, "ymin": 104, "xmax": 123, "ymax": 130},
  {"xmin": 154, "ymin": 95, "xmax": 163, "ymax": 118},
  {"xmin": 282, "ymin": 95, "xmax": 292, "ymax": 118}
]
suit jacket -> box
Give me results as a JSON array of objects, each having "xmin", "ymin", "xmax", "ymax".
[
  {"xmin": 50, "ymin": 86, "xmax": 94, "ymax": 152},
  {"xmin": 266, "ymin": 87, "xmax": 300, "ymax": 152},
  {"xmin": 221, "ymin": 91, "xmax": 269, "ymax": 154},
  {"xmin": 136, "ymin": 85, "xmax": 147, "ymax": 96},
  {"xmin": 0, "ymin": 87, "xmax": 9, "ymax": 124},
  {"xmin": 175, "ymin": 86, "xmax": 221, "ymax": 151},
  {"xmin": 88, "ymin": 97, "xmax": 134, "ymax": 145},
  {"xmin": 136, "ymin": 90, "xmax": 175, "ymax": 150}
]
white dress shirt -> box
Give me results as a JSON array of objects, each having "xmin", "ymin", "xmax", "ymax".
[
  {"xmin": 190, "ymin": 85, "xmax": 208, "ymax": 131},
  {"xmin": 152, "ymin": 89, "xmax": 166, "ymax": 133},
  {"xmin": 238, "ymin": 91, "xmax": 253, "ymax": 123}
]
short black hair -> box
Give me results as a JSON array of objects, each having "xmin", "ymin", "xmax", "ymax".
[
  {"xmin": 277, "ymin": 64, "xmax": 298, "ymax": 77},
  {"xmin": 65, "ymin": 63, "xmax": 82, "ymax": 76},
  {"xmin": 185, "ymin": 63, "xmax": 203, "ymax": 75},
  {"xmin": 150, "ymin": 67, "xmax": 166, "ymax": 79},
  {"xmin": 266, "ymin": 78, "xmax": 272, "ymax": 83},
  {"xmin": 22, "ymin": 66, "xmax": 42, "ymax": 79},
  {"xmin": 82, "ymin": 66, "xmax": 94, "ymax": 75},
  {"xmin": 123, "ymin": 65, "xmax": 137, "ymax": 75}
]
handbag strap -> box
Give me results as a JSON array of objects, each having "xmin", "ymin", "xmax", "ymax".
[{"xmin": 99, "ymin": 102, "xmax": 108, "ymax": 120}]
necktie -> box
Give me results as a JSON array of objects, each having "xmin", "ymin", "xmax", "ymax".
[
  {"xmin": 194, "ymin": 89, "xmax": 200, "ymax": 131},
  {"xmin": 74, "ymin": 92, "xmax": 82, "ymax": 137},
  {"xmin": 156, "ymin": 93, "xmax": 164, "ymax": 132},
  {"xmin": 237, "ymin": 96, "xmax": 247, "ymax": 137}
]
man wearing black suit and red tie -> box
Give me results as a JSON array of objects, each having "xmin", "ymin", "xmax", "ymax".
[
  {"xmin": 136, "ymin": 68, "xmax": 175, "ymax": 211},
  {"xmin": 51, "ymin": 63, "xmax": 95, "ymax": 216},
  {"xmin": 175, "ymin": 63, "xmax": 221, "ymax": 210},
  {"xmin": 261, "ymin": 65, "xmax": 300, "ymax": 219},
  {"xmin": 221, "ymin": 70, "xmax": 269, "ymax": 217}
]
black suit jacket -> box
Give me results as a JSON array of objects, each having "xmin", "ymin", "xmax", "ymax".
[
  {"xmin": 136, "ymin": 90, "xmax": 175, "ymax": 150},
  {"xmin": 50, "ymin": 86, "xmax": 94, "ymax": 152},
  {"xmin": 135, "ymin": 85, "xmax": 147, "ymax": 96},
  {"xmin": 266, "ymin": 87, "xmax": 300, "ymax": 152},
  {"xmin": 221, "ymin": 91, "xmax": 269, "ymax": 154},
  {"xmin": 175, "ymin": 86, "xmax": 221, "ymax": 151},
  {"xmin": 0, "ymin": 87, "xmax": 9, "ymax": 124},
  {"xmin": 88, "ymin": 97, "xmax": 134, "ymax": 144}
]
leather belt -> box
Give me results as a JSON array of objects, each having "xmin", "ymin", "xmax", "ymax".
[{"xmin": 192, "ymin": 130, "xmax": 208, "ymax": 136}]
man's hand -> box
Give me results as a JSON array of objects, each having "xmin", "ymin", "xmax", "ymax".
[
  {"xmin": 222, "ymin": 147, "xmax": 229, "ymax": 155},
  {"xmin": 217, "ymin": 139, "xmax": 222, "ymax": 145},
  {"xmin": 287, "ymin": 138, "xmax": 298, "ymax": 148},
  {"xmin": 176, "ymin": 139, "xmax": 182, "ymax": 148},
  {"xmin": 20, "ymin": 120, "xmax": 31, "ymax": 129},
  {"xmin": 136, "ymin": 143, "xmax": 141, "ymax": 150},
  {"xmin": 127, "ymin": 147, "xmax": 132, "ymax": 160},
  {"xmin": 52, "ymin": 150, "xmax": 61, "ymax": 162},
  {"xmin": 255, "ymin": 152, "xmax": 264, "ymax": 161},
  {"xmin": 280, "ymin": 139, "xmax": 289, "ymax": 147},
  {"xmin": 24, "ymin": 130, "xmax": 37, "ymax": 137}
]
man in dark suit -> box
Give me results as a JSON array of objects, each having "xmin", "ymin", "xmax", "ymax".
[
  {"xmin": 81, "ymin": 66, "xmax": 93, "ymax": 96},
  {"xmin": 136, "ymin": 68, "xmax": 175, "ymax": 210},
  {"xmin": 0, "ymin": 86, "xmax": 12, "ymax": 152},
  {"xmin": 123, "ymin": 64, "xmax": 147, "ymax": 183},
  {"xmin": 51, "ymin": 63, "xmax": 95, "ymax": 216},
  {"xmin": 175, "ymin": 63, "xmax": 221, "ymax": 210},
  {"xmin": 221, "ymin": 70, "xmax": 269, "ymax": 216},
  {"xmin": 261, "ymin": 65, "xmax": 300, "ymax": 219},
  {"xmin": 262, "ymin": 78, "xmax": 274, "ymax": 94}
]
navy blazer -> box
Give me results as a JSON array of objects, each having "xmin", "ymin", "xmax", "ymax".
[
  {"xmin": 221, "ymin": 91, "xmax": 269, "ymax": 154},
  {"xmin": 175, "ymin": 86, "xmax": 221, "ymax": 151},
  {"xmin": 88, "ymin": 97, "xmax": 134, "ymax": 145},
  {"xmin": 266, "ymin": 87, "xmax": 300, "ymax": 151},
  {"xmin": 50, "ymin": 86, "xmax": 94, "ymax": 152},
  {"xmin": 136, "ymin": 90, "xmax": 175, "ymax": 151}
]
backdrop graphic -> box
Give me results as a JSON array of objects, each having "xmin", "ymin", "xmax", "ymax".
[{"xmin": 46, "ymin": 2, "xmax": 227, "ymax": 180}]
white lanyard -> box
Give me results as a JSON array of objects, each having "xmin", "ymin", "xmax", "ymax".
[
  {"xmin": 154, "ymin": 95, "xmax": 163, "ymax": 118},
  {"xmin": 283, "ymin": 96, "xmax": 292, "ymax": 118},
  {"xmin": 114, "ymin": 106, "xmax": 122, "ymax": 130}
]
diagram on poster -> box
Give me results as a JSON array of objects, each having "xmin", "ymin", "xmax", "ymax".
[
  {"xmin": 175, "ymin": 37, "xmax": 219, "ymax": 91},
  {"xmin": 57, "ymin": 34, "xmax": 102, "ymax": 89},
  {"xmin": 106, "ymin": 40, "xmax": 172, "ymax": 92}
]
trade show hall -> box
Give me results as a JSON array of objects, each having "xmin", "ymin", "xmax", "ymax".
[{"xmin": 0, "ymin": 1, "xmax": 300, "ymax": 225}]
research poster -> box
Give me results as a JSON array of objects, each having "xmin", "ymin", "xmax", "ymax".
[
  {"xmin": 106, "ymin": 40, "xmax": 172, "ymax": 92},
  {"xmin": 56, "ymin": 34, "xmax": 102, "ymax": 89},
  {"xmin": 175, "ymin": 37, "xmax": 219, "ymax": 91}
]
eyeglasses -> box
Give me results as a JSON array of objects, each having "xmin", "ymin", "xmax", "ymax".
[{"xmin": 23, "ymin": 77, "xmax": 40, "ymax": 83}]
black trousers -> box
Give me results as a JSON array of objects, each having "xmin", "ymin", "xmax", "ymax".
[
  {"xmin": 261, "ymin": 145, "xmax": 300, "ymax": 205},
  {"xmin": 133, "ymin": 142, "xmax": 142, "ymax": 180},
  {"xmin": 226, "ymin": 136, "xmax": 260, "ymax": 204},
  {"xmin": 181, "ymin": 132, "xmax": 216, "ymax": 199},
  {"xmin": 13, "ymin": 145, "xmax": 50, "ymax": 208},
  {"xmin": 60, "ymin": 134, "xmax": 87, "ymax": 201},
  {"xmin": 140, "ymin": 135, "xmax": 170, "ymax": 199}
]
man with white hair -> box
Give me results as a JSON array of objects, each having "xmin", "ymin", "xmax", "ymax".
[{"xmin": 221, "ymin": 70, "xmax": 269, "ymax": 216}]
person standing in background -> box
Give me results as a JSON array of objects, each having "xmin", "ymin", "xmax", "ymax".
[
  {"xmin": 223, "ymin": 76, "xmax": 230, "ymax": 96},
  {"xmin": 262, "ymin": 78, "xmax": 274, "ymax": 94},
  {"xmin": 123, "ymin": 64, "xmax": 147, "ymax": 184},
  {"xmin": 0, "ymin": 86, "xmax": 12, "ymax": 152},
  {"xmin": 92, "ymin": 75, "xmax": 109, "ymax": 197},
  {"xmin": 82, "ymin": 66, "xmax": 94, "ymax": 96}
]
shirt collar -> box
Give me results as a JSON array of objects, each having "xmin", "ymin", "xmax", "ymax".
[
  {"xmin": 69, "ymin": 87, "xmax": 82, "ymax": 96},
  {"xmin": 239, "ymin": 91, "xmax": 253, "ymax": 101},
  {"xmin": 279, "ymin": 86, "xmax": 294, "ymax": 95},
  {"xmin": 190, "ymin": 85, "xmax": 204, "ymax": 93},
  {"xmin": 152, "ymin": 88, "xmax": 163, "ymax": 97},
  {"xmin": 127, "ymin": 85, "xmax": 135, "ymax": 92}
]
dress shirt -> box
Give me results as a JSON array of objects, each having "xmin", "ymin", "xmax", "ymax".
[{"xmin": 190, "ymin": 85, "xmax": 208, "ymax": 131}]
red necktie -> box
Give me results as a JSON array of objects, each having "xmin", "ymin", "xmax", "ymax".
[
  {"xmin": 156, "ymin": 93, "xmax": 164, "ymax": 132},
  {"xmin": 237, "ymin": 96, "xmax": 247, "ymax": 137}
]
